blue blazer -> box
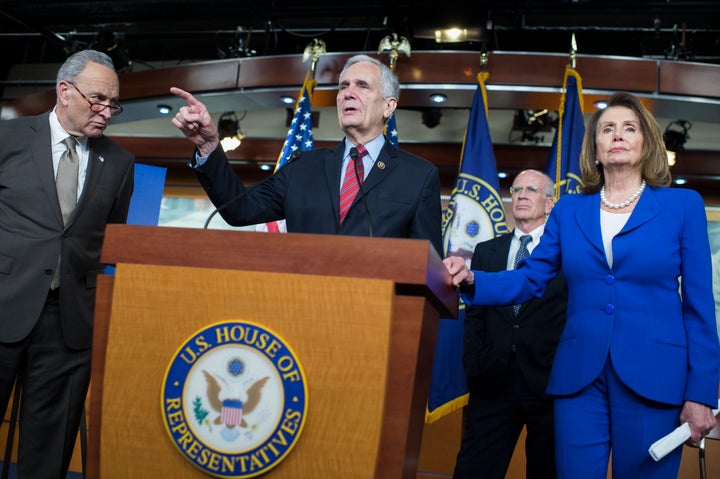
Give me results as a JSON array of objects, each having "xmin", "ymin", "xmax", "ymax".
[
  {"xmin": 463, "ymin": 186, "xmax": 720, "ymax": 407},
  {"xmin": 193, "ymin": 140, "xmax": 443, "ymax": 254}
]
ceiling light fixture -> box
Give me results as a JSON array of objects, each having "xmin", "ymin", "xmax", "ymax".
[
  {"xmin": 280, "ymin": 95, "xmax": 295, "ymax": 105},
  {"xmin": 430, "ymin": 93, "xmax": 447, "ymax": 104},
  {"xmin": 218, "ymin": 111, "xmax": 246, "ymax": 152},
  {"xmin": 433, "ymin": 27, "xmax": 478, "ymax": 43},
  {"xmin": 157, "ymin": 104, "xmax": 172, "ymax": 115},
  {"xmin": 593, "ymin": 100, "xmax": 608, "ymax": 110}
]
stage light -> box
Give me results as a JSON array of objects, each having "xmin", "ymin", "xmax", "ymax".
[
  {"xmin": 421, "ymin": 109, "xmax": 443, "ymax": 128},
  {"xmin": 663, "ymin": 120, "xmax": 691, "ymax": 165},
  {"xmin": 509, "ymin": 109, "xmax": 556, "ymax": 144},
  {"xmin": 218, "ymin": 111, "xmax": 245, "ymax": 152}
]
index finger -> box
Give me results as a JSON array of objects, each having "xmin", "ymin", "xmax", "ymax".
[{"xmin": 170, "ymin": 86, "xmax": 202, "ymax": 107}]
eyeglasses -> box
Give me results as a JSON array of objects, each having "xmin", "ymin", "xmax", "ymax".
[
  {"xmin": 67, "ymin": 82, "xmax": 123, "ymax": 116},
  {"xmin": 509, "ymin": 185, "xmax": 541, "ymax": 195}
]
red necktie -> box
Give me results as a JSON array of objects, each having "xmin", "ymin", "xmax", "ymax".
[{"xmin": 338, "ymin": 144, "xmax": 367, "ymax": 225}]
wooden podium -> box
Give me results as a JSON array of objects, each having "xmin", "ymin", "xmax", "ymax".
[{"xmin": 88, "ymin": 224, "xmax": 457, "ymax": 479}]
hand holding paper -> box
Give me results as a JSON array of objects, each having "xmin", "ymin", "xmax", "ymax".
[{"xmin": 648, "ymin": 402, "xmax": 720, "ymax": 461}]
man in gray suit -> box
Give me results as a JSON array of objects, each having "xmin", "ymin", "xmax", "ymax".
[{"xmin": 0, "ymin": 50, "xmax": 134, "ymax": 478}]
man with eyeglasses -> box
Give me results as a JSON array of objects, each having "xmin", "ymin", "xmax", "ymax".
[
  {"xmin": 0, "ymin": 49, "xmax": 134, "ymax": 478},
  {"xmin": 453, "ymin": 169, "xmax": 567, "ymax": 479}
]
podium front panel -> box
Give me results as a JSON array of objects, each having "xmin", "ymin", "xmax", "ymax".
[{"xmin": 99, "ymin": 263, "xmax": 394, "ymax": 478}]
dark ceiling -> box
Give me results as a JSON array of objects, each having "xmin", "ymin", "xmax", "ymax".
[{"xmin": 1, "ymin": 0, "xmax": 720, "ymax": 84}]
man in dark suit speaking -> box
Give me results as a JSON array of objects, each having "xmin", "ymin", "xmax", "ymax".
[
  {"xmin": 453, "ymin": 169, "xmax": 567, "ymax": 479},
  {"xmin": 0, "ymin": 50, "xmax": 135, "ymax": 478},
  {"xmin": 170, "ymin": 54, "xmax": 442, "ymax": 253}
]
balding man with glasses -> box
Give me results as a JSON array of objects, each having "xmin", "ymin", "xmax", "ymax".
[
  {"xmin": 0, "ymin": 49, "xmax": 134, "ymax": 478},
  {"xmin": 453, "ymin": 169, "xmax": 568, "ymax": 479}
]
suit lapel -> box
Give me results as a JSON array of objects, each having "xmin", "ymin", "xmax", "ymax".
[
  {"xmin": 65, "ymin": 137, "xmax": 108, "ymax": 228},
  {"xmin": 573, "ymin": 193, "xmax": 605, "ymax": 255},
  {"xmin": 360, "ymin": 141, "xmax": 398, "ymax": 195},
  {"xmin": 28, "ymin": 114, "xmax": 64, "ymax": 226},
  {"xmin": 620, "ymin": 186, "xmax": 659, "ymax": 234},
  {"xmin": 323, "ymin": 142, "xmax": 345, "ymax": 223}
]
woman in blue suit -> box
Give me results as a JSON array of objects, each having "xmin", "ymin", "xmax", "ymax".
[{"xmin": 444, "ymin": 92, "xmax": 719, "ymax": 478}]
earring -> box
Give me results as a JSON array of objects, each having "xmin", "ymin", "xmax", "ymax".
[{"xmin": 594, "ymin": 160, "xmax": 599, "ymax": 166}]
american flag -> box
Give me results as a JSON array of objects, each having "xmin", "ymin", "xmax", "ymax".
[
  {"xmin": 258, "ymin": 71, "xmax": 316, "ymax": 233},
  {"xmin": 384, "ymin": 112, "xmax": 399, "ymax": 147}
]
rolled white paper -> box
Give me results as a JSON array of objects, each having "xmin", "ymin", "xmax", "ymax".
[
  {"xmin": 649, "ymin": 422, "xmax": 691, "ymax": 461},
  {"xmin": 648, "ymin": 401, "xmax": 720, "ymax": 461}
]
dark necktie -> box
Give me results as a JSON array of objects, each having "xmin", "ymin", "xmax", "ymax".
[
  {"xmin": 512, "ymin": 234, "xmax": 532, "ymax": 315},
  {"xmin": 51, "ymin": 137, "xmax": 79, "ymax": 290},
  {"xmin": 338, "ymin": 144, "xmax": 367, "ymax": 225}
]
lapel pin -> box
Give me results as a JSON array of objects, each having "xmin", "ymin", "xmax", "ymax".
[
  {"xmin": 99, "ymin": 155, "xmax": 105, "ymax": 163},
  {"xmin": 377, "ymin": 161, "xmax": 385, "ymax": 170}
]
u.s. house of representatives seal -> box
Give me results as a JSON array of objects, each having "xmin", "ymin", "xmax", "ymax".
[
  {"xmin": 443, "ymin": 172, "xmax": 508, "ymax": 263},
  {"xmin": 161, "ymin": 320, "xmax": 308, "ymax": 478}
]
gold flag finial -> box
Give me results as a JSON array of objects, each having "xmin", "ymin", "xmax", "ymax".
[
  {"xmin": 480, "ymin": 46, "xmax": 488, "ymax": 72},
  {"xmin": 570, "ymin": 33, "xmax": 578, "ymax": 69},
  {"xmin": 302, "ymin": 39, "xmax": 327, "ymax": 75},
  {"xmin": 378, "ymin": 33, "xmax": 411, "ymax": 71}
]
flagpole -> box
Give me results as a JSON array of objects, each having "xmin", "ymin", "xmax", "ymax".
[
  {"xmin": 552, "ymin": 34, "xmax": 582, "ymax": 200},
  {"xmin": 426, "ymin": 52, "xmax": 509, "ymax": 424},
  {"xmin": 259, "ymin": 40, "xmax": 325, "ymax": 233}
]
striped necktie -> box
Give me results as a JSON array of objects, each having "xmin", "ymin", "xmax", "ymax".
[{"xmin": 338, "ymin": 144, "xmax": 367, "ymax": 225}]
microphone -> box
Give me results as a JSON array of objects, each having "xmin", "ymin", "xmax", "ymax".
[
  {"xmin": 203, "ymin": 150, "xmax": 304, "ymax": 229},
  {"xmin": 349, "ymin": 147, "xmax": 374, "ymax": 237}
]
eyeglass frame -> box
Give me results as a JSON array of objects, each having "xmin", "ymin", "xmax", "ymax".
[
  {"xmin": 509, "ymin": 184, "xmax": 556, "ymax": 198},
  {"xmin": 66, "ymin": 81, "xmax": 124, "ymax": 116},
  {"xmin": 508, "ymin": 185, "xmax": 544, "ymax": 195}
]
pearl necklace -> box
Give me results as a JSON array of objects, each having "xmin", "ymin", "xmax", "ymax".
[{"xmin": 600, "ymin": 179, "xmax": 646, "ymax": 209}]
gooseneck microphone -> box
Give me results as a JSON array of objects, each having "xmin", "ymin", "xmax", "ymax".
[
  {"xmin": 349, "ymin": 147, "xmax": 374, "ymax": 237},
  {"xmin": 202, "ymin": 150, "xmax": 304, "ymax": 229}
]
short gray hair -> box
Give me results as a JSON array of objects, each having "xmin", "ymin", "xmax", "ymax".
[
  {"xmin": 339, "ymin": 54, "xmax": 399, "ymax": 101},
  {"xmin": 56, "ymin": 50, "xmax": 115, "ymax": 84}
]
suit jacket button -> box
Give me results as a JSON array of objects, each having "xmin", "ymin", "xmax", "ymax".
[
  {"xmin": 604, "ymin": 304, "xmax": 615, "ymax": 314},
  {"xmin": 605, "ymin": 274, "xmax": 615, "ymax": 285},
  {"xmin": 44, "ymin": 269, "xmax": 52, "ymax": 276}
]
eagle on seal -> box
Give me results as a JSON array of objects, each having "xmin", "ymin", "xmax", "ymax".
[{"xmin": 202, "ymin": 370, "xmax": 269, "ymax": 428}]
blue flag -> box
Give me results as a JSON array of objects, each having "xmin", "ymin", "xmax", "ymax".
[
  {"xmin": 257, "ymin": 71, "xmax": 316, "ymax": 233},
  {"xmin": 127, "ymin": 163, "xmax": 167, "ymax": 226},
  {"xmin": 426, "ymin": 72, "xmax": 509, "ymax": 423},
  {"xmin": 384, "ymin": 112, "xmax": 399, "ymax": 147},
  {"xmin": 105, "ymin": 163, "xmax": 167, "ymax": 275},
  {"xmin": 546, "ymin": 66, "xmax": 585, "ymax": 199}
]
